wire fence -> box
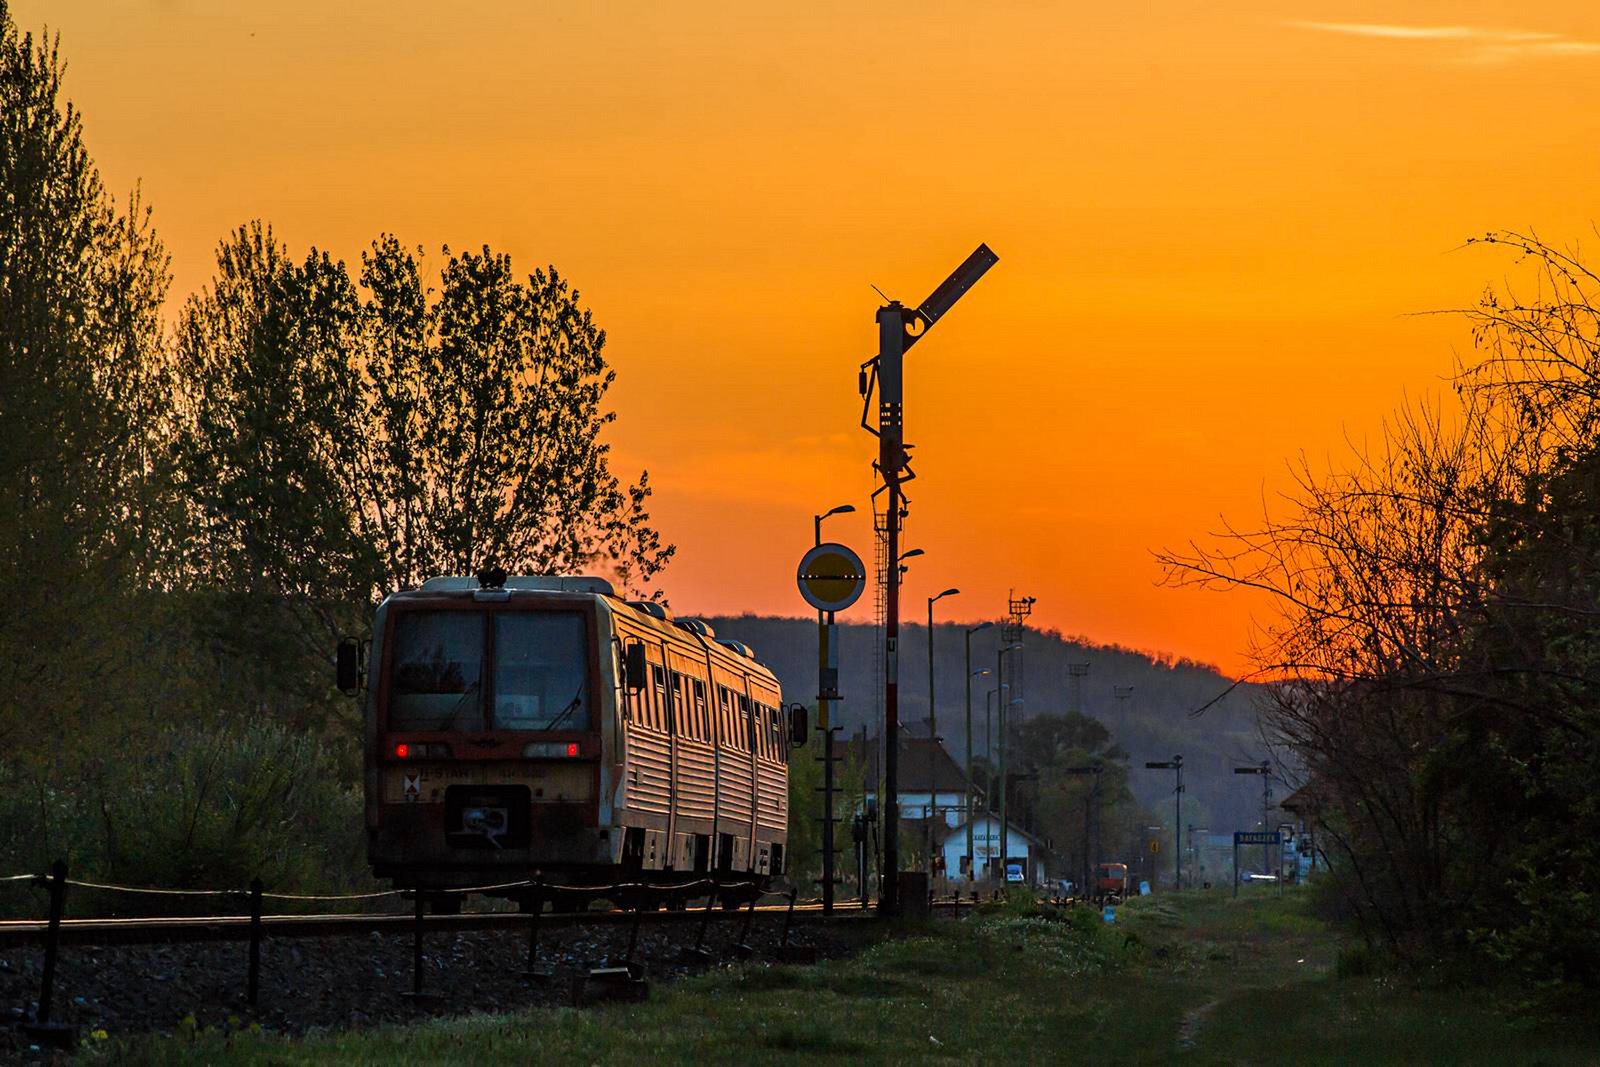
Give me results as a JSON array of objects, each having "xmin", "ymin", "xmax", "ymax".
[
  {"xmin": 0, "ymin": 867, "xmax": 769, "ymax": 916},
  {"xmin": 2, "ymin": 857, "xmax": 805, "ymax": 1040}
]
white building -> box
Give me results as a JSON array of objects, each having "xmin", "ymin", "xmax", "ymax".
[
  {"xmin": 851, "ymin": 734, "xmax": 1055, "ymax": 885},
  {"xmin": 939, "ymin": 814, "xmax": 1051, "ymax": 885},
  {"xmin": 855, "ymin": 734, "xmax": 984, "ymax": 831}
]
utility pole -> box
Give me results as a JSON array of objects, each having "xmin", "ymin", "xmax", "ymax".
[
  {"xmin": 964, "ymin": 625, "xmax": 992, "ymax": 882},
  {"xmin": 1067, "ymin": 662, "xmax": 1090, "ymax": 715},
  {"xmin": 1113, "ymin": 684, "xmax": 1134, "ymax": 729},
  {"xmin": 996, "ymin": 643, "xmax": 1022, "ymax": 879},
  {"xmin": 1144, "ymin": 755, "xmax": 1184, "ymax": 889},
  {"xmin": 983, "ymin": 684, "xmax": 1006, "ymax": 877},
  {"xmin": 926, "ymin": 589, "xmax": 959, "ymax": 880},
  {"xmin": 1063, "ymin": 763, "xmax": 1102, "ymax": 895},
  {"xmin": 860, "ymin": 245, "xmax": 997, "ymax": 915},
  {"xmin": 1233, "ymin": 761, "xmax": 1273, "ymax": 875}
]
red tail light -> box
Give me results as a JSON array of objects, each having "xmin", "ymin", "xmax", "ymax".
[{"xmin": 521, "ymin": 741, "xmax": 584, "ymax": 758}]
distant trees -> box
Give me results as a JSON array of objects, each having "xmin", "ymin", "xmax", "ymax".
[
  {"xmin": 1161, "ymin": 233, "xmax": 1600, "ymax": 984},
  {"xmin": 978, "ymin": 712, "xmax": 1143, "ymax": 888}
]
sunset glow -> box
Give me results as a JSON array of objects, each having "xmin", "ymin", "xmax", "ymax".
[{"xmin": 24, "ymin": 0, "xmax": 1600, "ymax": 675}]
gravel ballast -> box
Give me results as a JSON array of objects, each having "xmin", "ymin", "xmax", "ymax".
[{"xmin": 0, "ymin": 910, "xmax": 880, "ymax": 1060}]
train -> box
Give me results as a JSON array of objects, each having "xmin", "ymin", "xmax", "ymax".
[
  {"xmin": 1094, "ymin": 862, "xmax": 1130, "ymax": 902},
  {"xmin": 337, "ymin": 572, "xmax": 800, "ymax": 907}
]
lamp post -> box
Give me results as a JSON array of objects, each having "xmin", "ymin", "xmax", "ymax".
[
  {"xmin": 996, "ymin": 644, "xmax": 1023, "ymax": 879},
  {"xmin": 1061, "ymin": 763, "xmax": 1102, "ymax": 895},
  {"xmin": 1113, "ymin": 684, "xmax": 1134, "ymax": 728},
  {"xmin": 814, "ymin": 504, "xmax": 855, "ymax": 547},
  {"xmin": 923, "ymin": 588, "xmax": 959, "ymax": 879},
  {"xmin": 811, "ymin": 504, "xmax": 854, "ymax": 912},
  {"xmin": 1143, "ymin": 755, "xmax": 1184, "ymax": 890},
  {"xmin": 1188, "ymin": 824, "xmax": 1208, "ymax": 886},
  {"xmin": 1067, "ymin": 662, "xmax": 1090, "ymax": 715},
  {"xmin": 964, "ymin": 628, "xmax": 992, "ymax": 882},
  {"xmin": 981, "ymin": 684, "xmax": 1005, "ymax": 879},
  {"xmin": 985, "ymin": 685, "xmax": 1007, "ymax": 764},
  {"xmin": 1234, "ymin": 761, "xmax": 1274, "ymax": 876},
  {"xmin": 979, "ymin": 681, "xmax": 1004, "ymax": 883}
]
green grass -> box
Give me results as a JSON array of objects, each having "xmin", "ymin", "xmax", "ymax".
[{"xmin": 84, "ymin": 890, "xmax": 1600, "ymax": 1066}]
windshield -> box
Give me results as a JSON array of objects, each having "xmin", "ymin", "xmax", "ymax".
[
  {"xmin": 493, "ymin": 612, "xmax": 590, "ymax": 731},
  {"xmin": 386, "ymin": 608, "xmax": 591, "ymax": 731},
  {"xmin": 389, "ymin": 611, "xmax": 486, "ymax": 731}
]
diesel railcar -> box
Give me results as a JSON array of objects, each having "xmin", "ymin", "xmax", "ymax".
[
  {"xmin": 340, "ymin": 574, "xmax": 798, "ymax": 901},
  {"xmin": 1094, "ymin": 861, "xmax": 1130, "ymax": 902}
]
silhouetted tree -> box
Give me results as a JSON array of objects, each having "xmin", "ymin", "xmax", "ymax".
[
  {"xmin": 1160, "ymin": 232, "xmax": 1600, "ymax": 983},
  {"xmin": 0, "ymin": 1, "xmax": 201, "ymax": 872},
  {"xmin": 0, "ymin": 1, "xmax": 171, "ymax": 734},
  {"xmin": 172, "ymin": 227, "xmax": 673, "ymax": 726}
]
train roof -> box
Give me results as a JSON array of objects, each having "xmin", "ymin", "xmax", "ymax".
[
  {"xmin": 387, "ymin": 574, "xmax": 778, "ymax": 682},
  {"xmin": 416, "ymin": 575, "xmax": 616, "ymax": 595}
]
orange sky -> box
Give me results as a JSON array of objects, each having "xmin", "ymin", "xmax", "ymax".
[{"xmin": 19, "ymin": 0, "xmax": 1600, "ymax": 676}]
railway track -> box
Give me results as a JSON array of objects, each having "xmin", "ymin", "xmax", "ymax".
[{"xmin": 0, "ymin": 897, "xmax": 972, "ymax": 950}]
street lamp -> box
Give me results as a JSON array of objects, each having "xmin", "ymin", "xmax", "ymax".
[
  {"xmin": 1144, "ymin": 755, "xmax": 1184, "ymax": 889},
  {"xmin": 995, "ymin": 640, "xmax": 1022, "ymax": 881},
  {"xmin": 984, "ymin": 683, "xmax": 1008, "ymax": 766},
  {"xmin": 964, "ymin": 626, "xmax": 992, "ymax": 881},
  {"xmin": 980, "ymin": 683, "xmax": 1007, "ymax": 877},
  {"xmin": 1234, "ymin": 761, "xmax": 1274, "ymax": 876},
  {"xmin": 1061, "ymin": 763, "xmax": 1102, "ymax": 895},
  {"xmin": 814, "ymin": 503, "xmax": 855, "ymax": 545},
  {"xmin": 1188, "ymin": 824, "xmax": 1209, "ymax": 885},
  {"xmin": 922, "ymin": 588, "xmax": 959, "ymax": 879}
]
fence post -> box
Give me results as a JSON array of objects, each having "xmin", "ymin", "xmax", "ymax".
[
  {"xmin": 623, "ymin": 897, "xmax": 645, "ymax": 975},
  {"xmin": 37, "ymin": 859, "xmax": 66, "ymax": 1025},
  {"xmin": 523, "ymin": 881, "xmax": 550, "ymax": 981},
  {"xmin": 22, "ymin": 859, "xmax": 75, "ymax": 1049},
  {"xmin": 681, "ymin": 884, "xmax": 717, "ymax": 964},
  {"xmin": 400, "ymin": 891, "xmax": 440, "ymax": 1006},
  {"xmin": 781, "ymin": 887, "xmax": 797, "ymax": 948},
  {"xmin": 247, "ymin": 877, "xmax": 263, "ymax": 1006},
  {"xmin": 731, "ymin": 892, "xmax": 757, "ymax": 959}
]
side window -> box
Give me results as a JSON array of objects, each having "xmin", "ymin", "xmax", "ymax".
[
  {"xmin": 670, "ymin": 672, "xmax": 687, "ymax": 737},
  {"xmin": 739, "ymin": 695, "xmax": 755, "ymax": 755},
  {"xmin": 651, "ymin": 664, "xmax": 667, "ymax": 732},
  {"xmin": 692, "ymin": 679, "xmax": 708, "ymax": 741},
  {"xmin": 718, "ymin": 687, "xmax": 733, "ymax": 749}
]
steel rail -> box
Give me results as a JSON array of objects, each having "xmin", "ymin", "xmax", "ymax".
[{"xmin": 0, "ymin": 897, "xmax": 976, "ymax": 950}]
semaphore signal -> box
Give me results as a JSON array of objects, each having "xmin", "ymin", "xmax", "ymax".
[{"xmin": 858, "ymin": 245, "xmax": 998, "ymax": 915}]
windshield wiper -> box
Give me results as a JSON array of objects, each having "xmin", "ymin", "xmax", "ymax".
[
  {"xmin": 440, "ymin": 680, "xmax": 482, "ymax": 731},
  {"xmin": 541, "ymin": 687, "xmax": 584, "ymax": 733}
]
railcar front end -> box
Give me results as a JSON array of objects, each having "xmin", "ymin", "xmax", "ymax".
[
  {"xmin": 359, "ymin": 576, "xmax": 620, "ymax": 893},
  {"xmin": 345, "ymin": 574, "xmax": 793, "ymax": 902}
]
